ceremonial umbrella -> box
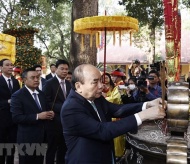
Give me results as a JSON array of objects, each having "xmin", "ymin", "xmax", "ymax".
[{"xmin": 74, "ymin": 15, "xmax": 139, "ymax": 77}]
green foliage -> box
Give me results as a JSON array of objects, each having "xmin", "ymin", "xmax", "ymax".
[
  {"xmin": 182, "ymin": 0, "xmax": 190, "ymax": 8},
  {"xmin": 119, "ymin": 0, "xmax": 164, "ymax": 61},
  {"xmin": 0, "ymin": 0, "xmax": 72, "ymax": 65},
  {"xmin": 119, "ymin": 0, "xmax": 164, "ymax": 29},
  {"xmin": 19, "ymin": 0, "xmax": 39, "ymax": 10},
  {"xmin": 30, "ymin": 0, "xmax": 72, "ymax": 62}
]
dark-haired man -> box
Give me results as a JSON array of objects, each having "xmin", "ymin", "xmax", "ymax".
[
  {"xmin": 33, "ymin": 64, "xmax": 46, "ymax": 91},
  {"xmin": 11, "ymin": 67, "xmax": 54, "ymax": 164},
  {"xmin": 0, "ymin": 59, "xmax": 20, "ymax": 164},
  {"xmin": 46, "ymin": 64, "xmax": 56, "ymax": 80},
  {"xmin": 133, "ymin": 69, "xmax": 162, "ymax": 102},
  {"xmin": 43, "ymin": 59, "xmax": 71, "ymax": 164}
]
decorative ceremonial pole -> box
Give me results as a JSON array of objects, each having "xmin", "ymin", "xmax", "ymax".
[
  {"xmin": 163, "ymin": 1, "xmax": 188, "ymax": 163},
  {"xmin": 176, "ymin": 11, "xmax": 181, "ymax": 81},
  {"xmin": 163, "ymin": 0, "xmax": 181, "ymax": 82},
  {"xmin": 160, "ymin": 61, "xmax": 167, "ymax": 135},
  {"xmin": 103, "ymin": 11, "xmax": 107, "ymax": 81}
]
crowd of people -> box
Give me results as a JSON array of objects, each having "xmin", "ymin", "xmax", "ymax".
[
  {"xmin": 0, "ymin": 58, "xmax": 167, "ymax": 164},
  {"xmin": 0, "ymin": 59, "xmax": 71, "ymax": 164}
]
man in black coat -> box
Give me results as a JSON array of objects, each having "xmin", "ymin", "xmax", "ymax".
[
  {"xmin": 61, "ymin": 64, "xmax": 166, "ymax": 164},
  {"xmin": 46, "ymin": 64, "xmax": 56, "ymax": 80},
  {"xmin": 10, "ymin": 68, "xmax": 54, "ymax": 164},
  {"xmin": 43, "ymin": 59, "xmax": 71, "ymax": 164},
  {"xmin": 0, "ymin": 59, "xmax": 20, "ymax": 164},
  {"xmin": 33, "ymin": 64, "xmax": 46, "ymax": 90}
]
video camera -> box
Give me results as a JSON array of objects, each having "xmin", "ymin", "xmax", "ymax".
[
  {"xmin": 149, "ymin": 62, "xmax": 161, "ymax": 71},
  {"xmin": 136, "ymin": 76, "xmax": 154, "ymax": 88}
]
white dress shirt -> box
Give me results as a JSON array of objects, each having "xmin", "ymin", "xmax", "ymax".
[{"xmin": 2, "ymin": 74, "xmax": 13, "ymax": 88}]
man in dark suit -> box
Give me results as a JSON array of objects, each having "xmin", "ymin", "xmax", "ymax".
[
  {"xmin": 0, "ymin": 59, "xmax": 20, "ymax": 164},
  {"xmin": 33, "ymin": 64, "xmax": 46, "ymax": 90},
  {"xmin": 46, "ymin": 64, "xmax": 56, "ymax": 80},
  {"xmin": 10, "ymin": 68, "xmax": 54, "ymax": 164},
  {"xmin": 43, "ymin": 59, "xmax": 71, "ymax": 164},
  {"xmin": 60, "ymin": 64, "xmax": 166, "ymax": 164}
]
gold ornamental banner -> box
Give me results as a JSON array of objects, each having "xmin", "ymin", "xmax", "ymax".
[{"xmin": 0, "ymin": 33, "xmax": 16, "ymax": 63}]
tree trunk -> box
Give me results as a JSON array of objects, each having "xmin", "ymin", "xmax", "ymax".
[
  {"xmin": 69, "ymin": 0, "xmax": 98, "ymax": 71},
  {"xmin": 150, "ymin": 27, "xmax": 156, "ymax": 63}
]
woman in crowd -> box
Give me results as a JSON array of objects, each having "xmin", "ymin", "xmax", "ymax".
[
  {"xmin": 102, "ymin": 72, "xmax": 126, "ymax": 161},
  {"xmin": 102, "ymin": 72, "xmax": 122, "ymax": 104},
  {"xmin": 121, "ymin": 77, "xmax": 137, "ymax": 104}
]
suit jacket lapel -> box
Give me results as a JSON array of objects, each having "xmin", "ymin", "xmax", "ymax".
[
  {"xmin": 65, "ymin": 80, "xmax": 71, "ymax": 97},
  {"xmin": 11, "ymin": 77, "xmax": 20, "ymax": 93},
  {"xmin": 53, "ymin": 77, "xmax": 65, "ymax": 101},
  {"xmin": 94, "ymin": 102, "xmax": 106, "ymax": 122},
  {"xmin": 23, "ymin": 87, "xmax": 42, "ymax": 113},
  {"xmin": 89, "ymin": 104, "xmax": 100, "ymax": 121},
  {"xmin": 85, "ymin": 101, "xmax": 103, "ymax": 122},
  {"xmin": 0, "ymin": 76, "xmax": 10, "ymax": 91},
  {"xmin": 70, "ymin": 90, "xmax": 102, "ymax": 121}
]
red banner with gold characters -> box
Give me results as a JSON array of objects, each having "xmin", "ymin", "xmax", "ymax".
[{"xmin": 163, "ymin": 0, "xmax": 181, "ymax": 82}]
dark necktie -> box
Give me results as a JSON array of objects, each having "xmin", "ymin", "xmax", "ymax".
[
  {"xmin": 61, "ymin": 81, "xmax": 67, "ymax": 99},
  {"xmin": 8, "ymin": 79, "xmax": 12, "ymax": 93},
  {"xmin": 91, "ymin": 102, "xmax": 102, "ymax": 121},
  {"xmin": 33, "ymin": 93, "xmax": 42, "ymax": 111}
]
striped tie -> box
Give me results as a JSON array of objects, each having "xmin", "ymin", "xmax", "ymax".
[
  {"xmin": 33, "ymin": 93, "xmax": 42, "ymax": 111},
  {"xmin": 61, "ymin": 81, "xmax": 67, "ymax": 99}
]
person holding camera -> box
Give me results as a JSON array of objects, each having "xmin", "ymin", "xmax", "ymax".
[
  {"xmin": 128, "ymin": 59, "xmax": 143, "ymax": 78},
  {"xmin": 133, "ymin": 70, "xmax": 162, "ymax": 102}
]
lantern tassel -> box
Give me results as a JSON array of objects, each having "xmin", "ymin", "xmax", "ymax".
[
  {"xmin": 81, "ymin": 35, "xmax": 84, "ymax": 51},
  {"xmin": 119, "ymin": 30, "xmax": 121, "ymax": 46},
  {"xmin": 113, "ymin": 30, "xmax": 115, "ymax": 45},
  {"xmin": 130, "ymin": 31, "xmax": 132, "ymax": 46},
  {"xmin": 90, "ymin": 33, "xmax": 93, "ymax": 47},
  {"xmin": 96, "ymin": 33, "xmax": 98, "ymax": 48}
]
